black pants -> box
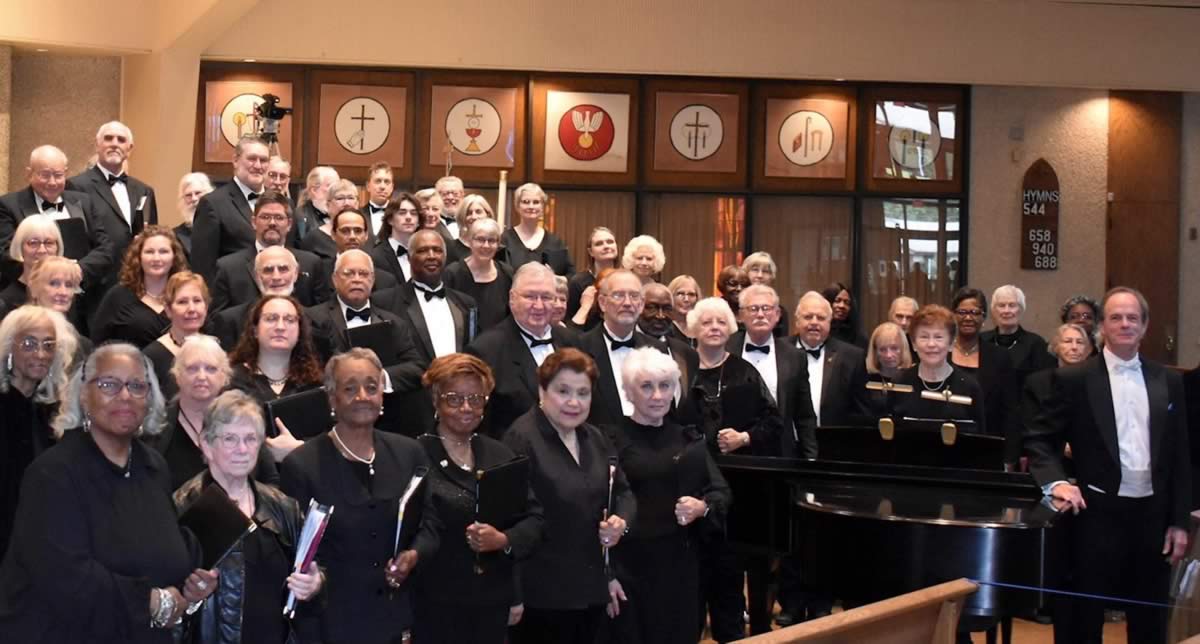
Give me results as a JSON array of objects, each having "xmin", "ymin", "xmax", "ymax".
[
  {"xmin": 698, "ymin": 534, "xmax": 745, "ymax": 643},
  {"xmin": 777, "ymin": 553, "xmax": 833, "ymax": 620},
  {"xmin": 742, "ymin": 552, "xmax": 772, "ymax": 635},
  {"xmin": 603, "ymin": 534, "xmax": 701, "ymax": 644},
  {"xmin": 1056, "ymin": 491, "xmax": 1171, "ymax": 644},
  {"xmin": 510, "ymin": 605, "xmax": 605, "ymax": 644},
  {"xmin": 412, "ymin": 596, "xmax": 509, "ymax": 644}
]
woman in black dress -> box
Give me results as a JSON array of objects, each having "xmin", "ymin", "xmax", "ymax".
[
  {"xmin": 0, "ymin": 342, "xmax": 216, "ymax": 642},
  {"xmin": 892, "ymin": 304, "xmax": 987, "ymax": 435},
  {"xmin": 604, "ymin": 347, "xmax": 731, "ymax": 644},
  {"xmin": 92, "ymin": 225, "xmax": 188, "ymax": 348},
  {"xmin": 414, "ymin": 353, "xmax": 544, "ymax": 643},
  {"xmin": 226, "ymin": 294, "xmax": 324, "ymax": 461},
  {"xmin": 947, "ymin": 287, "xmax": 1021, "ymax": 465},
  {"xmin": 500, "ymin": 183, "xmax": 575, "ymax": 277},
  {"xmin": 143, "ymin": 271, "xmax": 210, "ymax": 401},
  {"xmin": 0, "ymin": 305, "xmax": 77, "ymax": 559},
  {"xmin": 567, "ymin": 226, "xmax": 618, "ymax": 321},
  {"xmin": 821, "ymin": 281, "xmax": 868, "ymax": 348},
  {"xmin": 503, "ymin": 348, "xmax": 635, "ymax": 644},
  {"xmin": 667, "ymin": 274, "xmax": 701, "ymax": 347},
  {"xmin": 980, "ymin": 284, "xmax": 1056, "ymax": 386},
  {"xmin": 444, "ymin": 217, "xmax": 513, "ymax": 329},
  {"xmin": 173, "ymin": 390, "xmax": 322, "ymax": 644},
  {"xmin": 862, "ymin": 321, "xmax": 915, "ymax": 421},
  {"xmin": 279, "ymin": 348, "xmax": 441, "ymax": 644},
  {"xmin": 1, "ymin": 214, "xmax": 63, "ymax": 310}
]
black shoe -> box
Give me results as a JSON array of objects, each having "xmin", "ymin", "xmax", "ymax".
[
  {"xmin": 807, "ymin": 609, "xmax": 832, "ymax": 621},
  {"xmin": 774, "ymin": 612, "xmax": 797, "ymax": 627}
]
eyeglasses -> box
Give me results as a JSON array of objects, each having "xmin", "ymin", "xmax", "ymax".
[
  {"xmin": 472, "ymin": 236, "xmax": 499, "ymax": 246},
  {"xmin": 604, "ymin": 291, "xmax": 643, "ymax": 303},
  {"xmin": 262, "ymin": 313, "xmax": 299, "ymax": 326},
  {"xmin": 266, "ymin": 172, "xmax": 290, "ymax": 181},
  {"xmin": 337, "ymin": 268, "xmax": 373, "ymax": 279},
  {"xmin": 89, "ymin": 377, "xmax": 151, "ymax": 398},
  {"xmin": 1067, "ymin": 311, "xmax": 1095, "ymax": 321},
  {"xmin": 34, "ymin": 170, "xmax": 67, "ymax": 181},
  {"xmin": 215, "ymin": 433, "xmax": 261, "ymax": 450},
  {"xmin": 440, "ymin": 391, "xmax": 489, "ymax": 409},
  {"xmin": 256, "ymin": 213, "xmax": 289, "ymax": 223},
  {"xmin": 744, "ymin": 304, "xmax": 776, "ymax": 315},
  {"xmin": 518, "ymin": 292, "xmax": 555, "ymax": 304},
  {"xmin": 954, "ymin": 309, "xmax": 984, "ymax": 318},
  {"xmin": 16, "ymin": 337, "xmax": 56, "ymax": 354},
  {"xmin": 23, "ymin": 238, "xmax": 59, "ymax": 250}
]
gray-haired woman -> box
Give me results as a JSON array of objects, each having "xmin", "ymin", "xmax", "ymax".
[
  {"xmin": 0, "ymin": 342, "xmax": 217, "ymax": 643},
  {"xmin": 173, "ymin": 389, "xmax": 322, "ymax": 644}
]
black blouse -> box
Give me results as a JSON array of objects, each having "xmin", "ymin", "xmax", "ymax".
[
  {"xmin": 142, "ymin": 402, "xmax": 280, "ymax": 492},
  {"xmin": 676, "ymin": 353, "xmax": 783, "ymax": 458},
  {"xmin": 0, "ymin": 386, "xmax": 56, "ymax": 559},
  {"xmin": 91, "ymin": 284, "xmax": 171, "ymax": 349},
  {"xmin": 891, "ymin": 364, "xmax": 988, "ymax": 432},
  {"xmin": 0, "ymin": 431, "xmax": 199, "ymax": 644},
  {"xmin": 499, "ymin": 227, "xmax": 575, "ymax": 277},
  {"xmin": 980, "ymin": 326, "xmax": 1056, "ymax": 386},
  {"xmin": 443, "ymin": 260, "xmax": 513, "ymax": 331},
  {"xmin": 228, "ymin": 365, "xmax": 324, "ymax": 431}
]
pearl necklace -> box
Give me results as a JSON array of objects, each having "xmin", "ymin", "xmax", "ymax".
[{"xmin": 331, "ymin": 428, "xmax": 376, "ymax": 476}]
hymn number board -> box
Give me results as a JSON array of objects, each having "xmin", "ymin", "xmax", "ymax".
[{"xmin": 1020, "ymin": 158, "xmax": 1060, "ymax": 271}]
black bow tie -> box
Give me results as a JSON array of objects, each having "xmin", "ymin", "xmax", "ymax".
[
  {"xmin": 441, "ymin": 216, "xmax": 456, "ymax": 227},
  {"xmin": 396, "ymin": 245, "xmax": 408, "ymax": 257},
  {"xmin": 369, "ymin": 204, "xmax": 386, "ymax": 214},
  {"xmin": 246, "ymin": 191, "xmax": 260, "ymax": 203},
  {"xmin": 416, "ymin": 285, "xmax": 446, "ymax": 301},
  {"xmin": 803, "ymin": 345, "xmax": 824, "ymax": 360},
  {"xmin": 106, "ymin": 173, "xmax": 128, "ymax": 186},
  {"xmin": 346, "ymin": 307, "xmax": 371, "ymax": 322},
  {"xmin": 518, "ymin": 328, "xmax": 554, "ymax": 348},
  {"xmin": 42, "ymin": 200, "xmax": 64, "ymax": 212},
  {"xmin": 746, "ymin": 343, "xmax": 771, "ymax": 354},
  {"xmin": 605, "ymin": 332, "xmax": 636, "ymax": 351}
]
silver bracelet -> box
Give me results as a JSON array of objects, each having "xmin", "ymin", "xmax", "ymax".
[{"xmin": 151, "ymin": 588, "xmax": 176, "ymax": 628}]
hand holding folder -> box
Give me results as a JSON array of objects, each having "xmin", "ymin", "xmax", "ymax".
[{"xmin": 284, "ymin": 500, "xmax": 333, "ymax": 618}]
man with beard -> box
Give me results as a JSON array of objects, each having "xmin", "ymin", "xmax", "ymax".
[{"xmin": 211, "ymin": 246, "xmax": 305, "ymax": 351}]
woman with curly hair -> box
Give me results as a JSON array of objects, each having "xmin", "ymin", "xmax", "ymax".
[
  {"xmin": 90, "ymin": 225, "xmax": 189, "ymax": 348},
  {"xmin": 226, "ymin": 294, "xmax": 323, "ymax": 460}
]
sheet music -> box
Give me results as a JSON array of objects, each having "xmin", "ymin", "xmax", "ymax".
[{"xmin": 393, "ymin": 467, "xmax": 430, "ymax": 555}]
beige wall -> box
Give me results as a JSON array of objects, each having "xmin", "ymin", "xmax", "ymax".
[
  {"xmin": 968, "ymin": 86, "xmax": 1110, "ymax": 341},
  {"xmin": 8, "ymin": 52, "xmax": 121, "ymax": 189},
  {"xmin": 0, "ymin": 46, "xmax": 11, "ymax": 193},
  {"xmin": 1180, "ymin": 93, "xmax": 1200, "ymax": 368}
]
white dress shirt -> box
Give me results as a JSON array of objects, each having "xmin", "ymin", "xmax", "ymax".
[
  {"xmin": 517, "ymin": 322, "xmax": 555, "ymax": 367},
  {"xmin": 387, "ymin": 237, "xmax": 412, "ymax": 282},
  {"xmin": 743, "ymin": 335, "xmax": 779, "ymax": 404},
  {"xmin": 413, "ymin": 281, "xmax": 456, "ymax": 358},
  {"xmin": 99, "ymin": 166, "xmax": 132, "ymax": 226},
  {"xmin": 799, "ymin": 340, "xmax": 825, "ymax": 426},
  {"xmin": 603, "ymin": 325, "xmax": 635, "ymax": 417},
  {"xmin": 37, "ymin": 195, "xmax": 68, "ymax": 220},
  {"xmin": 1104, "ymin": 346, "xmax": 1153, "ymax": 498},
  {"xmin": 443, "ymin": 218, "xmax": 459, "ymax": 240},
  {"xmin": 232, "ymin": 176, "xmax": 261, "ymax": 203},
  {"xmin": 339, "ymin": 296, "xmax": 372, "ymax": 330},
  {"xmin": 367, "ymin": 201, "xmax": 387, "ymax": 235}
]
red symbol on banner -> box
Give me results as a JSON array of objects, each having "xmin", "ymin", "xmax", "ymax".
[{"xmin": 557, "ymin": 104, "xmax": 615, "ymax": 161}]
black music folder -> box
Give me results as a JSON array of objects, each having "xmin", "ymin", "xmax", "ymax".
[
  {"xmin": 55, "ymin": 217, "xmax": 90, "ymax": 260},
  {"xmin": 347, "ymin": 320, "xmax": 398, "ymax": 365},
  {"xmin": 265, "ymin": 387, "xmax": 331, "ymax": 439},
  {"xmin": 179, "ymin": 483, "xmax": 258, "ymax": 569},
  {"xmin": 475, "ymin": 456, "xmax": 530, "ymax": 528}
]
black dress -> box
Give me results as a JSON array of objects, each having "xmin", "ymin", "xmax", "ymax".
[
  {"xmin": 279, "ymin": 430, "xmax": 442, "ymax": 644},
  {"xmin": 443, "ymin": 260, "xmax": 513, "ymax": 331},
  {"xmin": 173, "ymin": 224, "xmax": 193, "ymax": 264},
  {"xmin": 0, "ymin": 279, "xmax": 28, "ymax": 311},
  {"xmin": 499, "ymin": 227, "xmax": 575, "ymax": 277},
  {"xmin": 142, "ymin": 401, "xmax": 280, "ymax": 492},
  {"xmin": 143, "ymin": 338, "xmax": 179, "ymax": 401},
  {"xmin": 602, "ymin": 419, "xmax": 732, "ymax": 644},
  {"xmin": 227, "ymin": 365, "xmax": 324, "ymax": 433},
  {"xmin": 980, "ymin": 326, "xmax": 1056, "ymax": 387},
  {"xmin": 502, "ymin": 408, "xmax": 636, "ymax": 644},
  {"xmin": 413, "ymin": 433, "xmax": 545, "ymax": 644},
  {"xmin": 0, "ymin": 430, "xmax": 199, "ymax": 643},
  {"xmin": 951, "ymin": 342, "xmax": 1022, "ymax": 464},
  {"xmin": 566, "ymin": 270, "xmax": 595, "ymax": 319},
  {"xmin": 91, "ymin": 284, "xmax": 171, "ymax": 349},
  {"xmin": 0, "ymin": 385, "xmax": 57, "ymax": 559},
  {"xmin": 891, "ymin": 364, "xmax": 988, "ymax": 432}
]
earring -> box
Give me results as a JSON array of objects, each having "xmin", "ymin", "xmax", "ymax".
[
  {"xmin": 329, "ymin": 408, "xmax": 337, "ymax": 420},
  {"xmin": 378, "ymin": 404, "xmax": 384, "ymax": 417},
  {"xmin": 83, "ymin": 413, "xmax": 92, "ymax": 432},
  {"xmin": 5, "ymin": 353, "xmax": 11, "ymax": 372}
]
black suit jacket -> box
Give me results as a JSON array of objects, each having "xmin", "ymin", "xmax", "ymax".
[
  {"xmin": 0, "ymin": 187, "xmax": 113, "ymax": 291},
  {"xmin": 730, "ymin": 331, "xmax": 818, "ymax": 458},
  {"xmin": 212, "ymin": 301, "xmax": 252, "ymax": 352},
  {"xmin": 314, "ymin": 249, "xmax": 398, "ymax": 294},
  {"xmin": 466, "ymin": 317, "xmax": 579, "ymax": 437},
  {"xmin": 66, "ymin": 166, "xmax": 157, "ymax": 273},
  {"xmin": 294, "ymin": 202, "xmax": 327, "ymax": 243},
  {"xmin": 190, "ymin": 181, "xmax": 256, "ymax": 281},
  {"xmin": 643, "ymin": 331, "xmax": 701, "ymax": 416},
  {"xmin": 795, "ymin": 336, "xmax": 868, "ymax": 427},
  {"xmin": 304, "ymin": 298, "xmax": 426, "ymax": 394},
  {"xmin": 579, "ymin": 325, "xmax": 668, "ymax": 428},
  {"xmin": 209, "ymin": 246, "xmax": 330, "ymax": 312},
  {"xmin": 1027, "ymin": 354, "xmax": 1191, "ymax": 529},
  {"xmin": 369, "ymin": 237, "xmax": 409, "ymax": 285}
]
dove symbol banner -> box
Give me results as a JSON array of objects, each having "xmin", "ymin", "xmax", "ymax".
[{"xmin": 544, "ymin": 90, "xmax": 630, "ymax": 172}]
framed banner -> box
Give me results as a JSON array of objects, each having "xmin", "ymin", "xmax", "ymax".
[
  {"xmin": 416, "ymin": 72, "xmax": 527, "ymax": 185},
  {"xmin": 752, "ymin": 84, "xmax": 856, "ymax": 192},
  {"xmin": 194, "ymin": 64, "xmax": 306, "ymax": 178},
  {"xmin": 642, "ymin": 79, "xmax": 748, "ymax": 189},
  {"xmin": 305, "ymin": 69, "xmax": 415, "ymax": 184},
  {"xmin": 864, "ymin": 86, "xmax": 964, "ymax": 194},
  {"xmin": 531, "ymin": 76, "xmax": 638, "ymax": 187}
]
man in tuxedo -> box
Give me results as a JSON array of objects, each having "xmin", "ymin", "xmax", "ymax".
[
  {"xmin": 295, "ymin": 166, "xmax": 338, "ymax": 242},
  {"xmin": 434, "ymin": 175, "xmax": 464, "ymax": 240},
  {"xmin": 578, "ymin": 269, "xmax": 666, "ymax": 427},
  {"xmin": 794, "ymin": 290, "xmax": 868, "ymax": 428},
  {"xmin": 305, "ymin": 249, "xmax": 425, "ymax": 396},
  {"xmin": 368, "ymin": 194, "xmax": 419, "ymax": 285},
  {"xmin": 211, "ymin": 245, "xmax": 303, "ymax": 350},
  {"xmin": 209, "ymin": 190, "xmax": 330, "ymax": 312},
  {"xmin": 364, "ymin": 162, "xmax": 394, "ymax": 237},
  {"xmin": 467, "ymin": 262, "xmax": 577, "ymax": 437},
  {"xmin": 314, "ymin": 209, "xmax": 397, "ymax": 293},
  {"xmin": 0, "ymin": 145, "xmax": 113, "ymax": 295},
  {"xmin": 191, "ymin": 135, "xmax": 272, "ymax": 281},
  {"xmin": 66, "ymin": 121, "xmax": 157, "ymax": 273},
  {"xmin": 636, "ymin": 282, "xmax": 698, "ymax": 406},
  {"xmin": 265, "ymin": 156, "xmax": 293, "ymax": 203},
  {"xmin": 1027, "ymin": 287, "xmax": 1190, "ymax": 644},
  {"xmin": 371, "ymin": 229, "xmax": 478, "ymax": 435}
]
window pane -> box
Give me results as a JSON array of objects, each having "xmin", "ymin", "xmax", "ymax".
[
  {"xmin": 751, "ymin": 196, "xmax": 853, "ymax": 314},
  {"xmin": 543, "ymin": 190, "xmax": 635, "ymax": 275},
  {"xmin": 640, "ymin": 194, "xmax": 745, "ymax": 296},
  {"xmin": 872, "ymin": 101, "xmax": 958, "ymax": 181},
  {"xmin": 860, "ymin": 198, "xmax": 961, "ymax": 331}
]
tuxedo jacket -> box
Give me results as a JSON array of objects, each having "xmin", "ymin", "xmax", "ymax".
[
  {"xmin": 466, "ymin": 317, "xmax": 579, "ymax": 437},
  {"xmin": 793, "ymin": 335, "xmax": 868, "ymax": 427},
  {"xmin": 0, "ymin": 187, "xmax": 113, "ymax": 292},
  {"xmin": 653, "ymin": 332, "xmax": 700, "ymax": 414},
  {"xmin": 368, "ymin": 237, "xmax": 409, "ymax": 286},
  {"xmin": 191, "ymin": 182, "xmax": 255, "ymax": 282},
  {"xmin": 578, "ymin": 325, "xmax": 668, "ymax": 428},
  {"xmin": 294, "ymin": 201, "xmax": 327, "ymax": 242},
  {"xmin": 209, "ymin": 246, "xmax": 331, "ymax": 312},
  {"xmin": 304, "ymin": 298, "xmax": 426, "ymax": 394},
  {"xmin": 309, "ymin": 239, "xmax": 398, "ymax": 294},
  {"xmin": 211, "ymin": 301, "xmax": 252, "ymax": 351},
  {"xmin": 1026, "ymin": 354, "xmax": 1191, "ymax": 529},
  {"xmin": 731, "ymin": 330, "xmax": 818, "ymax": 458},
  {"xmin": 298, "ymin": 204, "xmax": 378, "ymax": 254},
  {"xmin": 66, "ymin": 166, "xmax": 157, "ymax": 273}
]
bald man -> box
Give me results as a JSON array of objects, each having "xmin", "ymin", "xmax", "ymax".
[
  {"xmin": 67, "ymin": 121, "xmax": 158, "ymax": 272},
  {"xmin": 0, "ymin": 145, "xmax": 113, "ymax": 294}
]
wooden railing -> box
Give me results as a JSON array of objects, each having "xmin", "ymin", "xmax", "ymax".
[{"xmin": 734, "ymin": 578, "xmax": 978, "ymax": 644}]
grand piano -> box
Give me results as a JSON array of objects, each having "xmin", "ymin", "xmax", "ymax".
[{"xmin": 717, "ymin": 422, "xmax": 1070, "ymax": 644}]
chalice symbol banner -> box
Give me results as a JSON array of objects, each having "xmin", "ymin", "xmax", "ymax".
[{"xmin": 445, "ymin": 98, "xmax": 501, "ymax": 157}]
